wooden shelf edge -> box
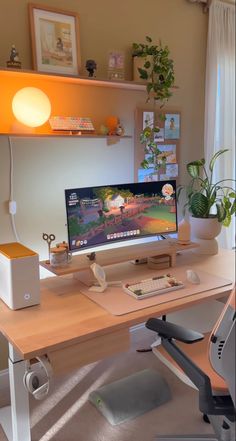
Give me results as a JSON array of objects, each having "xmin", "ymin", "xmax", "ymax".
[
  {"xmin": 0, "ymin": 133, "xmax": 132, "ymax": 139},
  {"xmin": 0, "ymin": 67, "xmax": 146, "ymax": 91},
  {"xmin": 40, "ymin": 241, "xmax": 199, "ymax": 277}
]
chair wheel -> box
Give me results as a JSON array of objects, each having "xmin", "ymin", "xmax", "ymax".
[{"xmin": 203, "ymin": 413, "xmax": 210, "ymax": 424}]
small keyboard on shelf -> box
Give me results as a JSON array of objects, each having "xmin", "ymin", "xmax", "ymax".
[
  {"xmin": 123, "ymin": 274, "xmax": 184, "ymax": 300},
  {"xmin": 49, "ymin": 116, "xmax": 94, "ymax": 132}
]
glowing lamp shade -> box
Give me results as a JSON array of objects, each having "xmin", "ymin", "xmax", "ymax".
[{"xmin": 12, "ymin": 87, "xmax": 51, "ymax": 128}]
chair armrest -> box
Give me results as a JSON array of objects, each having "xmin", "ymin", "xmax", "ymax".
[{"xmin": 146, "ymin": 318, "xmax": 204, "ymax": 343}]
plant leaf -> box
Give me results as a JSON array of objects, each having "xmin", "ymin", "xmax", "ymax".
[
  {"xmin": 216, "ymin": 203, "xmax": 226, "ymax": 222},
  {"xmin": 190, "ymin": 193, "xmax": 208, "ymax": 217},
  {"xmin": 144, "ymin": 60, "xmax": 151, "ymax": 69},
  {"xmin": 209, "ymin": 149, "xmax": 228, "ymax": 172},
  {"xmin": 222, "ymin": 212, "xmax": 231, "ymax": 227},
  {"xmin": 187, "ymin": 163, "xmax": 201, "ymax": 178},
  {"xmin": 138, "ymin": 68, "xmax": 148, "ymax": 80}
]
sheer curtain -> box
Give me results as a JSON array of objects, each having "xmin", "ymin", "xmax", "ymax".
[{"xmin": 204, "ymin": 0, "xmax": 235, "ymax": 249}]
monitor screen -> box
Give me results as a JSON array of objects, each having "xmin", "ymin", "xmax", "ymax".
[{"xmin": 65, "ymin": 180, "xmax": 177, "ymax": 253}]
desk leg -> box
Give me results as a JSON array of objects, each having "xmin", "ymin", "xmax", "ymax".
[{"xmin": 8, "ymin": 344, "xmax": 31, "ymax": 441}]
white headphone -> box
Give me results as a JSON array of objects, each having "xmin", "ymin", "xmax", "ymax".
[{"xmin": 23, "ymin": 355, "xmax": 53, "ymax": 400}]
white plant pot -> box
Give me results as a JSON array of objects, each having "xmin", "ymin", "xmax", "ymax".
[{"xmin": 189, "ymin": 216, "xmax": 222, "ymax": 255}]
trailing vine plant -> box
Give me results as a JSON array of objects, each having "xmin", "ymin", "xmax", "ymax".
[{"xmin": 132, "ymin": 36, "xmax": 175, "ymax": 170}]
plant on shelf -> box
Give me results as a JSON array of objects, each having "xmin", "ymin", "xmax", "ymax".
[
  {"xmin": 177, "ymin": 149, "xmax": 236, "ymax": 227},
  {"xmin": 132, "ymin": 36, "xmax": 175, "ymax": 169},
  {"xmin": 132, "ymin": 35, "xmax": 175, "ymax": 104}
]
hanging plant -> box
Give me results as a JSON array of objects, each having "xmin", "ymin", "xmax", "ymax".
[
  {"xmin": 132, "ymin": 36, "xmax": 175, "ymax": 169},
  {"xmin": 132, "ymin": 36, "xmax": 175, "ymax": 104}
]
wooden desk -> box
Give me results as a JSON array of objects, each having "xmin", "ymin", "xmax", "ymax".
[{"xmin": 0, "ymin": 249, "xmax": 235, "ymax": 441}]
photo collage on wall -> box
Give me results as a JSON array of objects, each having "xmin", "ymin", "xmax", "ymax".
[{"xmin": 138, "ymin": 111, "xmax": 180, "ymax": 183}]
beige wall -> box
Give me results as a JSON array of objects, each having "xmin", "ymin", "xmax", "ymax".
[{"xmin": 0, "ymin": 0, "xmax": 208, "ymax": 370}]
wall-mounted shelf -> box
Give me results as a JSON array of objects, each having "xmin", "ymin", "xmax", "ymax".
[
  {"xmin": 0, "ymin": 68, "xmax": 146, "ymax": 91},
  {"xmin": 0, "ymin": 133, "xmax": 132, "ymax": 139},
  {"xmin": 0, "ymin": 67, "xmax": 145, "ymax": 136}
]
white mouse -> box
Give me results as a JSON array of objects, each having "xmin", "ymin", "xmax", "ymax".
[{"xmin": 186, "ymin": 269, "xmax": 200, "ymax": 284}]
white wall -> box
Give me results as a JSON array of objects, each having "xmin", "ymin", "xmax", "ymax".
[{"xmin": 1, "ymin": 135, "xmax": 134, "ymax": 259}]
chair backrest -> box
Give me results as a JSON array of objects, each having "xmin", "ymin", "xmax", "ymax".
[{"xmin": 209, "ymin": 286, "xmax": 236, "ymax": 406}]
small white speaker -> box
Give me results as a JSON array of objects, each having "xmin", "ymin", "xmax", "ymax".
[{"xmin": 0, "ymin": 242, "xmax": 40, "ymax": 310}]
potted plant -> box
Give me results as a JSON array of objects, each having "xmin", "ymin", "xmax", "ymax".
[
  {"xmin": 177, "ymin": 149, "xmax": 236, "ymax": 253},
  {"xmin": 132, "ymin": 36, "xmax": 175, "ymax": 170},
  {"xmin": 132, "ymin": 36, "xmax": 175, "ymax": 103}
]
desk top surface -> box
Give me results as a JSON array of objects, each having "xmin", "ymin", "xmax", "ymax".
[{"xmin": 0, "ymin": 249, "xmax": 234, "ymax": 359}]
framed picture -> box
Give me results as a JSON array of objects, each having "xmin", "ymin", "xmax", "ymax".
[
  {"xmin": 107, "ymin": 51, "xmax": 125, "ymax": 80},
  {"xmin": 28, "ymin": 3, "xmax": 81, "ymax": 76}
]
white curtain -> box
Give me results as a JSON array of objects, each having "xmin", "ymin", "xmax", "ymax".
[{"xmin": 204, "ymin": 0, "xmax": 235, "ymax": 249}]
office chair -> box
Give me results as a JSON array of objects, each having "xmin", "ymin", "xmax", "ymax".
[{"xmin": 145, "ymin": 287, "xmax": 236, "ymax": 441}]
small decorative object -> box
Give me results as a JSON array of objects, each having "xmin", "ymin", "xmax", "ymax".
[
  {"xmin": 99, "ymin": 124, "xmax": 109, "ymax": 135},
  {"xmin": 116, "ymin": 122, "xmax": 125, "ymax": 136},
  {"xmin": 42, "ymin": 233, "xmax": 56, "ymax": 263},
  {"xmin": 50, "ymin": 244, "xmax": 72, "ymax": 267},
  {"xmin": 177, "ymin": 218, "xmax": 191, "ymax": 245},
  {"xmin": 106, "ymin": 116, "xmax": 119, "ymax": 135},
  {"xmin": 177, "ymin": 149, "xmax": 236, "ymax": 254},
  {"xmin": 107, "ymin": 51, "xmax": 125, "ymax": 80},
  {"xmin": 28, "ymin": 4, "xmax": 81, "ymax": 75},
  {"xmin": 85, "ymin": 59, "xmax": 97, "ymax": 77},
  {"xmin": 7, "ymin": 45, "xmax": 22, "ymax": 69}
]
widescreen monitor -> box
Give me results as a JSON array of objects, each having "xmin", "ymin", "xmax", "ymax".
[{"xmin": 65, "ymin": 180, "xmax": 177, "ymax": 253}]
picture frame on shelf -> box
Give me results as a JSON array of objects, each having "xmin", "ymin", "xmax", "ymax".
[
  {"xmin": 107, "ymin": 51, "xmax": 125, "ymax": 80},
  {"xmin": 28, "ymin": 3, "xmax": 81, "ymax": 76}
]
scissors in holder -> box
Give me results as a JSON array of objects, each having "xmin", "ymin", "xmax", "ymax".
[{"xmin": 42, "ymin": 233, "xmax": 56, "ymax": 262}]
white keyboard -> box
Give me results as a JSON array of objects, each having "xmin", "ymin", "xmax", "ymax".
[
  {"xmin": 123, "ymin": 274, "xmax": 184, "ymax": 300},
  {"xmin": 49, "ymin": 116, "xmax": 94, "ymax": 132}
]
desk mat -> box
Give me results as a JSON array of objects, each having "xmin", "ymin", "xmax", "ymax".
[{"xmin": 79, "ymin": 266, "xmax": 232, "ymax": 316}]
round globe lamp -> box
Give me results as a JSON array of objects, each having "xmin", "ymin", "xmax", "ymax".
[{"xmin": 12, "ymin": 87, "xmax": 51, "ymax": 128}]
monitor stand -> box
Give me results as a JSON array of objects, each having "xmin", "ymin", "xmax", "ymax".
[{"xmin": 40, "ymin": 239, "xmax": 199, "ymax": 282}]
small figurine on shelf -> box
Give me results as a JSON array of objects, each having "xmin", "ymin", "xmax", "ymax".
[
  {"xmin": 7, "ymin": 44, "xmax": 22, "ymax": 69},
  {"xmin": 106, "ymin": 116, "xmax": 119, "ymax": 135},
  {"xmin": 116, "ymin": 121, "xmax": 125, "ymax": 136},
  {"xmin": 85, "ymin": 59, "xmax": 97, "ymax": 77}
]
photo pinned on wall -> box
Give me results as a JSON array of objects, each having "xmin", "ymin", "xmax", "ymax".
[
  {"xmin": 163, "ymin": 164, "xmax": 178, "ymax": 179},
  {"xmin": 164, "ymin": 113, "xmax": 180, "ymax": 139},
  {"xmin": 138, "ymin": 168, "xmax": 158, "ymax": 183},
  {"xmin": 28, "ymin": 4, "xmax": 81, "ymax": 75},
  {"xmin": 107, "ymin": 51, "xmax": 125, "ymax": 80},
  {"xmin": 142, "ymin": 111, "xmax": 154, "ymax": 130},
  {"xmin": 156, "ymin": 144, "xmax": 177, "ymax": 164},
  {"xmin": 144, "ymin": 153, "xmax": 155, "ymax": 167},
  {"xmin": 154, "ymin": 128, "xmax": 164, "ymax": 143}
]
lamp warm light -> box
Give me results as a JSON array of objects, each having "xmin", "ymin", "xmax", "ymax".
[{"xmin": 12, "ymin": 87, "xmax": 51, "ymax": 128}]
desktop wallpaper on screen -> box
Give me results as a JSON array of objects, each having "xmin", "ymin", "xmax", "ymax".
[{"xmin": 65, "ymin": 180, "xmax": 177, "ymax": 252}]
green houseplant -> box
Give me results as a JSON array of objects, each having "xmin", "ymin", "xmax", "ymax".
[
  {"xmin": 177, "ymin": 149, "xmax": 236, "ymax": 227},
  {"xmin": 132, "ymin": 36, "xmax": 175, "ymax": 169},
  {"xmin": 132, "ymin": 36, "xmax": 175, "ymax": 104}
]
